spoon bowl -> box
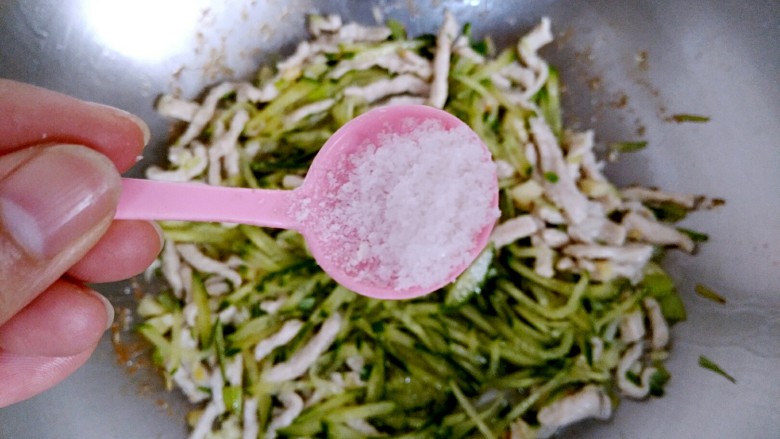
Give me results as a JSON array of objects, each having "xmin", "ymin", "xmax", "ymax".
[{"xmin": 117, "ymin": 105, "xmax": 499, "ymax": 299}]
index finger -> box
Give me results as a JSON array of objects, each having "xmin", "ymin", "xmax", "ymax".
[{"xmin": 0, "ymin": 79, "xmax": 149, "ymax": 172}]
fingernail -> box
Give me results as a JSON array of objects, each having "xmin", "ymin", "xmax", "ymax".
[
  {"xmin": 87, "ymin": 290, "xmax": 115, "ymax": 330},
  {"xmin": 0, "ymin": 145, "xmax": 121, "ymax": 259},
  {"xmin": 89, "ymin": 103, "xmax": 151, "ymax": 147},
  {"xmin": 120, "ymin": 110, "xmax": 151, "ymax": 147}
]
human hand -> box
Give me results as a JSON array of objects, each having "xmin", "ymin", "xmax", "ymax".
[{"xmin": 0, "ymin": 79, "xmax": 163, "ymax": 407}]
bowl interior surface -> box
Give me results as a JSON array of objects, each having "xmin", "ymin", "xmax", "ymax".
[{"xmin": 0, "ymin": 1, "xmax": 778, "ymax": 438}]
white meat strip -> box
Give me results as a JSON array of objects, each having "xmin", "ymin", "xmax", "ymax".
[
  {"xmin": 243, "ymin": 397, "xmax": 260, "ymax": 439},
  {"xmin": 343, "ymin": 74, "xmax": 430, "ymax": 103},
  {"xmin": 329, "ymin": 372, "xmax": 347, "ymax": 388},
  {"xmin": 622, "ymin": 211, "xmax": 695, "ymax": 253},
  {"xmin": 146, "ymin": 142, "xmax": 208, "ymax": 182},
  {"xmin": 242, "ymin": 137, "xmax": 262, "ymax": 159},
  {"xmin": 501, "ymin": 92, "xmax": 540, "ymax": 112},
  {"xmin": 225, "ymin": 354, "xmax": 243, "ymax": 387},
  {"xmin": 494, "ymin": 159, "xmax": 516, "ymax": 179},
  {"xmin": 532, "ymin": 235, "xmax": 555, "ymax": 278},
  {"xmin": 530, "ymin": 117, "xmax": 590, "ymax": 223},
  {"xmin": 581, "ymin": 151, "xmax": 607, "ymax": 182},
  {"xmin": 500, "ymin": 62, "xmax": 536, "ymax": 92},
  {"xmin": 597, "ymin": 219, "xmax": 627, "ymax": 245},
  {"xmin": 565, "ymin": 129, "xmax": 609, "ymax": 184},
  {"xmin": 277, "ymin": 41, "xmax": 315, "ymax": 74},
  {"xmin": 490, "ymin": 215, "xmax": 539, "ymax": 248},
  {"xmin": 331, "ymin": 50, "xmax": 433, "ymax": 80},
  {"xmin": 254, "ymin": 319, "xmax": 304, "ymax": 361},
  {"xmin": 398, "ymin": 49, "xmax": 435, "ymax": 77},
  {"xmin": 176, "ymin": 243, "xmax": 243, "ymax": 287},
  {"xmin": 259, "ymin": 297, "xmax": 286, "ymax": 314},
  {"xmin": 622, "ymin": 199, "xmax": 656, "ymax": 218},
  {"xmin": 563, "ymin": 130, "xmax": 594, "ymax": 168},
  {"xmin": 540, "ymin": 228, "xmax": 569, "ymax": 248},
  {"xmin": 563, "ymin": 244, "xmax": 653, "ymax": 269},
  {"xmin": 216, "ymin": 304, "xmax": 238, "ymax": 323},
  {"xmin": 429, "ymin": 10, "xmax": 458, "ymax": 108},
  {"xmin": 619, "ymin": 310, "xmax": 646, "ymax": 343},
  {"xmin": 507, "ymin": 120, "xmax": 529, "ymax": 147},
  {"xmin": 517, "ymin": 17, "xmax": 553, "ymax": 98},
  {"xmin": 593, "ymin": 192, "xmax": 623, "ymax": 216},
  {"xmin": 580, "ymin": 177, "xmax": 623, "ymax": 215},
  {"xmin": 179, "ymin": 265, "xmax": 193, "ymax": 302},
  {"xmin": 218, "ymin": 305, "xmax": 249, "ymax": 326},
  {"xmin": 345, "ymin": 355, "xmax": 365, "ymax": 374},
  {"xmin": 180, "ymin": 327, "xmax": 198, "ymax": 350},
  {"xmin": 577, "ymin": 259, "xmax": 647, "ymax": 284},
  {"xmin": 508, "ymin": 178, "xmax": 544, "ymax": 207},
  {"xmin": 165, "ymin": 143, "xmax": 196, "ymax": 165},
  {"xmin": 277, "ymin": 41, "xmax": 338, "ymax": 76},
  {"xmin": 537, "ymin": 385, "xmax": 612, "ymax": 431},
  {"xmin": 643, "ymin": 297, "xmax": 669, "ymax": 350},
  {"xmin": 490, "ymin": 72, "xmax": 513, "ymax": 90},
  {"xmin": 337, "ymin": 22, "xmax": 391, "ymax": 43},
  {"xmin": 236, "ymin": 82, "xmax": 278, "ymax": 104},
  {"xmin": 568, "ymin": 216, "xmax": 627, "ymax": 246},
  {"xmin": 284, "ymin": 99, "xmax": 335, "ymax": 126},
  {"xmin": 209, "ymin": 368, "xmax": 226, "ymax": 413},
  {"xmin": 189, "ymin": 402, "xmax": 221, "ymax": 439},
  {"xmin": 266, "ymin": 391, "xmax": 304, "ymax": 439},
  {"xmin": 157, "ymin": 94, "xmax": 200, "ymax": 122},
  {"xmin": 208, "ymin": 110, "xmax": 249, "ymax": 184},
  {"xmin": 161, "ymin": 239, "xmax": 184, "ymax": 297},
  {"xmin": 620, "ymin": 186, "xmax": 699, "ymax": 209},
  {"xmin": 559, "ymin": 135, "xmax": 587, "ymax": 187},
  {"xmin": 617, "ymin": 342, "xmax": 656, "ymax": 399},
  {"xmin": 263, "ymin": 313, "xmax": 342, "ymax": 382},
  {"xmin": 225, "ymin": 255, "xmax": 245, "ymax": 268},
  {"xmin": 174, "ymin": 82, "xmax": 236, "ymax": 147},
  {"xmin": 205, "ymin": 277, "xmax": 230, "ymax": 296},
  {"xmin": 172, "ymin": 366, "xmax": 209, "ymax": 404},
  {"xmin": 608, "ymin": 262, "xmax": 646, "ymax": 282},
  {"xmin": 308, "ymin": 14, "xmax": 342, "ymax": 36},
  {"xmin": 380, "ymin": 95, "xmax": 427, "ymax": 107},
  {"xmin": 208, "ymin": 120, "xmax": 226, "ymax": 185},
  {"xmin": 182, "ymin": 302, "xmax": 198, "ymax": 327},
  {"xmin": 556, "ymin": 256, "xmax": 576, "ymax": 271},
  {"xmin": 534, "ymin": 204, "xmax": 566, "ymax": 225},
  {"xmin": 590, "ymin": 337, "xmax": 604, "ymax": 362},
  {"xmin": 453, "ymin": 35, "xmax": 486, "ymax": 64}
]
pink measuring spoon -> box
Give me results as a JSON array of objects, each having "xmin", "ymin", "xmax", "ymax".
[{"xmin": 117, "ymin": 105, "xmax": 498, "ymax": 299}]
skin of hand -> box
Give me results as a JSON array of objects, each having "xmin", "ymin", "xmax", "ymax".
[{"xmin": 0, "ymin": 79, "xmax": 163, "ymax": 407}]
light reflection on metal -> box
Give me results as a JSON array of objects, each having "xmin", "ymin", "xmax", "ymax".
[{"xmin": 81, "ymin": 0, "xmax": 206, "ymax": 63}]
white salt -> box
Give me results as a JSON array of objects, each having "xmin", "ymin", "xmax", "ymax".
[{"xmin": 297, "ymin": 118, "xmax": 498, "ymax": 292}]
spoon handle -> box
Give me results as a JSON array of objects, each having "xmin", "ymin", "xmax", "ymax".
[{"xmin": 116, "ymin": 178, "xmax": 297, "ymax": 230}]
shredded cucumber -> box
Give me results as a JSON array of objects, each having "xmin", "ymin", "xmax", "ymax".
[
  {"xmin": 444, "ymin": 246, "xmax": 494, "ymax": 308},
  {"xmin": 138, "ymin": 14, "xmax": 707, "ymax": 439}
]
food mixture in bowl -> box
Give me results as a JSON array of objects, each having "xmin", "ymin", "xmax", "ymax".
[{"xmin": 138, "ymin": 13, "xmax": 713, "ymax": 438}]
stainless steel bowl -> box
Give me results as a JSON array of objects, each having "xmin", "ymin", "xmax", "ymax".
[{"xmin": 1, "ymin": 1, "xmax": 778, "ymax": 438}]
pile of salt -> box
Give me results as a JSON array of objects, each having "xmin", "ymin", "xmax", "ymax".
[{"xmin": 296, "ymin": 117, "xmax": 498, "ymax": 292}]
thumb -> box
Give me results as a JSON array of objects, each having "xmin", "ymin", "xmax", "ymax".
[{"xmin": 0, "ymin": 144, "xmax": 120, "ymax": 325}]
